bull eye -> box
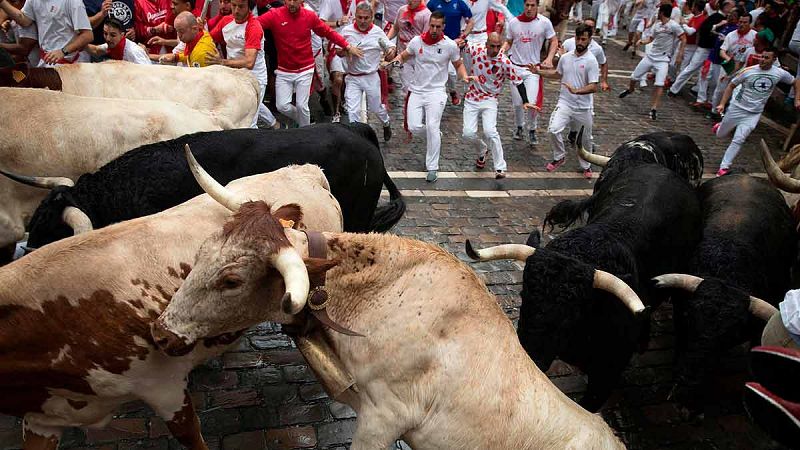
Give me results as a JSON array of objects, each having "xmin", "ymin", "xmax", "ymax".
[{"xmin": 219, "ymin": 274, "xmax": 244, "ymax": 290}]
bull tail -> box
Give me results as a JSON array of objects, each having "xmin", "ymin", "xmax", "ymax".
[
  {"xmin": 543, "ymin": 197, "xmax": 594, "ymax": 231},
  {"xmin": 370, "ymin": 172, "xmax": 406, "ymax": 232}
]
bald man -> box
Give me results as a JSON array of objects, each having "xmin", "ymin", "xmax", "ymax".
[
  {"xmin": 156, "ymin": 11, "xmax": 217, "ymax": 66},
  {"xmin": 463, "ymin": 32, "xmax": 533, "ymax": 179}
]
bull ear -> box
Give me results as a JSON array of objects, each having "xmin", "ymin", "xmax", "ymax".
[
  {"xmin": 273, "ymin": 204, "xmax": 304, "ymax": 229},
  {"xmin": 304, "ymin": 257, "xmax": 339, "ymax": 275}
]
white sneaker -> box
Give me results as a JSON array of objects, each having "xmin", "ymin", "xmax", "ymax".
[{"xmin": 331, "ymin": 113, "xmax": 341, "ymax": 123}]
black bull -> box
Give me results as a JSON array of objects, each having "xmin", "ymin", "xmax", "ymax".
[
  {"xmin": 521, "ymin": 165, "xmax": 701, "ymax": 411},
  {"xmin": 654, "ymin": 174, "xmax": 797, "ymax": 415},
  {"xmin": 7, "ymin": 123, "xmax": 405, "ymax": 250}
]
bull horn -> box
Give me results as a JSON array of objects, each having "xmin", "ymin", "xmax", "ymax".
[
  {"xmin": 593, "ymin": 270, "xmax": 646, "ymax": 314},
  {"xmin": 761, "ymin": 139, "xmax": 800, "ymax": 193},
  {"xmin": 183, "ymin": 144, "xmax": 249, "ymax": 211},
  {"xmin": 465, "ymin": 240, "xmax": 535, "ymax": 262},
  {"xmin": 576, "ymin": 126, "xmax": 609, "ymax": 167},
  {"xmin": 62, "ymin": 206, "xmax": 93, "ymax": 235},
  {"xmin": 652, "ymin": 273, "xmax": 704, "ymax": 292},
  {"xmin": 271, "ymin": 247, "xmax": 310, "ymax": 315},
  {"xmin": 749, "ymin": 296, "xmax": 779, "ymax": 321},
  {"xmin": 0, "ymin": 169, "xmax": 74, "ymax": 189}
]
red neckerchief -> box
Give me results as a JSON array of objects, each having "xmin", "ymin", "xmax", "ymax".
[
  {"xmin": 421, "ymin": 31, "xmax": 444, "ymax": 45},
  {"xmin": 357, "ymin": 23, "xmax": 373, "ymax": 34},
  {"xmin": 183, "ymin": 31, "xmax": 205, "ymax": 61},
  {"xmin": 107, "ymin": 37, "xmax": 127, "ymax": 60},
  {"xmin": 517, "ymin": 13, "xmax": 537, "ymax": 22},
  {"xmin": 339, "ymin": 0, "xmax": 351, "ymax": 18},
  {"xmin": 403, "ymin": 2, "xmax": 426, "ymax": 24}
]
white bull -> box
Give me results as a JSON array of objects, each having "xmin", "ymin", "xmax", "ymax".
[{"xmin": 0, "ymin": 87, "xmax": 225, "ymax": 260}]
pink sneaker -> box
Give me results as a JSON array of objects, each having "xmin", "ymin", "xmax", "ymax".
[
  {"xmin": 716, "ymin": 168, "xmax": 730, "ymax": 177},
  {"xmin": 582, "ymin": 168, "xmax": 593, "ymax": 179},
  {"xmin": 546, "ymin": 158, "xmax": 566, "ymax": 172},
  {"xmin": 712, "ymin": 122, "xmax": 721, "ymax": 135}
]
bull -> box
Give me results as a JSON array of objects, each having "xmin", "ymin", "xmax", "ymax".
[
  {"xmin": 5, "ymin": 123, "xmax": 404, "ymax": 251},
  {"xmin": 0, "ymin": 87, "xmax": 224, "ymax": 263},
  {"xmin": 650, "ymin": 143, "xmax": 797, "ymax": 416},
  {"xmin": 548, "ymin": 131, "xmax": 704, "ymax": 229},
  {"xmin": 150, "ymin": 152, "xmax": 634, "ymax": 449},
  {"xmin": 468, "ymin": 163, "xmax": 702, "ymax": 411},
  {"xmin": 0, "ymin": 161, "xmax": 342, "ymax": 449},
  {"xmin": 0, "ymin": 55, "xmax": 259, "ymax": 129}
]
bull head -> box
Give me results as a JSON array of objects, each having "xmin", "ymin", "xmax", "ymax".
[
  {"xmin": 575, "ymin": 127, "xmax": 610, "ymax": 167},
  {"xmin": 465, "ymin": 240, "xmax": 646, "ymax": 314},
  {"xmin": 150, "ymin": 145, "xmax": 312, "ymax": 356},
  {"xmin": 652, "ymin": 273, "xmax": 778, "ymax": 321}
]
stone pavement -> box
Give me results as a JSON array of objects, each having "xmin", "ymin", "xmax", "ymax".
[{"xmin": 1, "ymin": 27, "xmax": 796, "ymax": 450}]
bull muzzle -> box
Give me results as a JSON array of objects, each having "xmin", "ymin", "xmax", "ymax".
[{"xmin": 150, "ymin": 320, "xmax": 197, "ymax": 357}]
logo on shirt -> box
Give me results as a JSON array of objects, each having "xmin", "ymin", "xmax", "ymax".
[
  {"xmin": 752, "ymin": 75, "xmax": 774, "ymax": 93},
  {"xmin": 437, "ymin": 48, "xmax": 442, "ymax": 53},
  {"xmin": 147, "ymin": 10, "xmax": 167, "ymax": 22},
  {"xmin": 281, "ymin": 21, "xmax": 288, "ymax": 26},
  {"xmin": 109, "ymin": 1, "xmax": 133, "ymax": 25}
]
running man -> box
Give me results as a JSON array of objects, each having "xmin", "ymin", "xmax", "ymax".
[{"xmin": 713, "ymin": 47, "xmax": 800, "ymax": 176}]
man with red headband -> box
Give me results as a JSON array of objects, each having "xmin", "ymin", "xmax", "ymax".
[
  {"xmin": 258, "ymin": 0, "xmax": 363, "ymax": 127},
  {"xmin": 388, "ymin": 11, "xmax": 473, "ymax": 182},
  {"xmin": 502, "ymin": 0, "xmax": 557, "ymax": 145}
]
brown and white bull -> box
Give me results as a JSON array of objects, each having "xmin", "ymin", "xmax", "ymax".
[
  {"xmin": 0, "ymin": 160, "xmax": 342, "ymax": 449},
  {"xmin": 0, "ymin": 87, "xmax": 226, "ymax": 262},
  {"xmin": 1, "ymin": 61, "xmax": 259, "ymax": 129},
  {"xmin": 152, "ymin": 163, "xmax": 633, "ymax": 449}
]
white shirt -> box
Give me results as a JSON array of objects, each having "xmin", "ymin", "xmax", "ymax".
[
  {"xmin": 405, "ymin": 35, "xmax": 461, "ymax": 94},
  {"xmin": 21, "ymin": 0, "xmax": 91, "ymax": 53},
  {"xmin": 464, "ymin": 43, "xmax": 522, "ymax": 100},
  {"xmin": 341, "ymin": 24, "xmax": 394, "ymax": 74},
  {"xmin": 12, "ymin": 21, "xmax": 40, "ymax": 66},
  {"xmin": 319, "ymin": 0, "xmax": 348, "ymax": 22},
  {"xmin": 721, "ymin": 28, "xmax": 756, "ymax": 63},
  {"xmin": 468, "ymin": 0, "xmax": 512, "ymax": 33},
  {"xmin": 780, "ymin": 289, "xmax": 800, "ymax": 342},
  {"xmin": 216, "ymin": 16, "xmax": 269, "ymax": 85},
  {"xmin": 643, "ymin": 19, "xmax": 683, "ymax": 62},
  {"xmin": 730, "ymin": 63, "xmax": 794, "ymax": 113},
  {"xmin": 382, "ymin": 0, "xmax": 407, "ymax": 24},
  {"xmin": 562, "ymin": 37, "xmax": 606, "ymax": 65},
  {"xmin": 750, "ymin": 7, "xmax": 765, "ymax": 24},
  {"xmin": 633, "ymin": 0, "xmax": 657, "ymax": 20},
  {"xmin": 556, "ymin": 49, "xmax": 599, "ymax": 110},
  {"xmin": 97, "ymin": 38, "xmax": 152, "ymax": 64},
  {"xmin": 505, "ymin": 14, "xmax": 556, "ymax": 66}
]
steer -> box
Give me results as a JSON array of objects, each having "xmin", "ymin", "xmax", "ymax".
[
  {"xmin": 0, "ymin": 161, "xmax": 343, "ymax": 449},
  {"xmin": 548, "ymin": 132, "xmax": 704, "ymax": 229},
  {"xmin": 0, "ymin": 88, "xmax": 225, "ymax": 264},
  {"xmin": 151, "ymin": 156, "xmax": 634, "ymax": 450},
  {"xmin": 651, "ymin": 171, "xmax": 794, "ymax": 417},
  {"xmin": 5, "ymin": 123, "xmax": 404, "ymax": 251},
  {"xmin": 0, "ymin": 56, "xmax": 259, "ymax": 129},
  {"xmin": 469, "ymin": 164, "xmax": 702, "ymax": 411}
]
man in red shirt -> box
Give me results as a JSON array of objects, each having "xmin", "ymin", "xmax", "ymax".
[
  {"xmin": 134, "ymin": 0, "xmax": 172, "ymax": 53},
  {"xmin": 258, "ymin": 0, "xmax": 363, "ymax": 127},
  {"xmin": 207, "ymin": 0, "xmax": 232, "ymax": 30}
]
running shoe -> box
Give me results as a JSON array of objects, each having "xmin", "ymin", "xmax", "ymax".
[
  {"xmin": 619, "ymin": 89, "xmax": 632, "ymax": 98},
  {"xmin": 450, "ymin": 91, "xmax": 461, "ymax": 106},
  {"xmin": 513, "ymin": 126, "xmax": 524, "ymax": 140},
  {"xmin": 426, "ymin": 170, "xmax": 438, "ymax": 182},
  {"xmin": 716, "ymin": 168, "xmax": 730, "ymax": 177},
  {"xmin": 711, "ymin": 122, "xmax": 721, "ymax": 135},
  {"xmin": 383, "ymin": 123, "xmax": 392, "ymax": 142},
  {"xmin": 583, "ymin": 168, "xmax": 593, "ymax": 179},
  {"xmin": 331, "ymin": 113, "xmax": 341, "ymax": 123},
  {"xmin": 649, "ymin": 109, "xmax": 657, "ymax": 120},
  {"xmin": 546, "ymin": 158, "xmax": 565, "ymax": 172},
  {"xmin": 529, "ymin": 130, "xmax": 538, "ymax": 145},
  {"xmin": 495, "ymin": 170, "xmax": 506, "ymax": 179}
]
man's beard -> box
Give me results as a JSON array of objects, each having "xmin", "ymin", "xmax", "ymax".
[{"xmin": 576, "ymin": 45, "xmax": 587, "ymax": 53}]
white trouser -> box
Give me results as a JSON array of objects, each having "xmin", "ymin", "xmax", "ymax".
[
  {"xmin": 510, "ymin": 67, "xmax": 541, "ymax": 129},
  {"xmin": 407, "ymin": 90, "xmax": 447, "ymax": 171},
  {"xmin": 716, "ymin": 104, "xmax": 761, "ymax": 169},
  {"xmin": 345, "ymin": 72, "xmax": 390, "ymax": 124},
  {"xmin": 466, "ymin": 31, "xmax": 487, "ymax": 45},
  {"xmin": 548, "ymin": 104, "xmax": 593, "ymax": 170},
  {"xmin": 695, "ymin": 62, "xmax": 720, "ymax": 103},
  {"xmin": 570, "ymin": 1, "xmax": 583, "ymax": 21},
  {"xmin": 669, "ymin": 47, "xmax": 711, "ymax": 94},
  {"xmin": 462, "ymin": 97, "xmax": 506, "ymax": 171},
  {"xmin": 399, "ymin": 62, "xmax": 415, "ymax": 93},
  {"xmin": 631, "ymin": 55, "xmax": 669, "ymax": 86},
  {"xmin": 711, "ymin": 70, "xmax": 730, "ymax": 110},
  {"xmin": 275, "ymin": 68, "xmax": 314, "ymax": 127},
  {"xmin": 255, "ymin": 82, "xmax": 276, "ymax": 128},
  {"xmin": 679, "ymin": 44, "xmax": 697, "ymax": 72}
]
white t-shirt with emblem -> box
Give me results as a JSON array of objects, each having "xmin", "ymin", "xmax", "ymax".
[
  {"xmin": 21, "ymin": 0, "xmax": 91, "ymax": 53},
  {"xmin": 505, "ymin": 14, "xmax": 555, "ymax": 66},
  {"xmin": 96, "ymin": 38, "xmax": 152, "ymax": 64},
  {"xmin": 405, "ymin": 35, "xmax": 461, "ymax": 94},
  {"xmin": 721, "ymin": 28, "xmax": 756, "ymax": 64},
  {"xmin": 340, "ymin": 24, "xmax": 395, "ymax": 74},
  {"xmin": 561, "ymin": 37, "xmax": 606, "ymax": 65},
  {"xmin": 556, "ymin": 49, "xmax": 599, "ymax": 110},
  {"xmin": 730, "ymin": 63, "xmax": 794, "ymax": 113},
  {"xmin": 464, "ymin": 43, "xmax": 522, "ymax": 100},
  {"xmin": 642, "ymin": 19, "xmax": 683, "ymax": 62}
]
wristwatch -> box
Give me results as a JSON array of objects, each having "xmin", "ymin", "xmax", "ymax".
[{"xmin": 61, "ymin": 46, "xmax": 71, "ymax": 57}]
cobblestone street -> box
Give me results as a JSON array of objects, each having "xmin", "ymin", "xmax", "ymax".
[{"xmin": 1, "ymin": 27, "xmax": 795, "ymax": 450}]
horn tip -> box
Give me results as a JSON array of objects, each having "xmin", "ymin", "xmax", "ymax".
[
  {"xmin": 280, "ymin": 292, "xmax": 294, "ymax": 314},
  {"xmin": 465, "ymin": 240, "xmax": 480, "ymax": 260}
]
